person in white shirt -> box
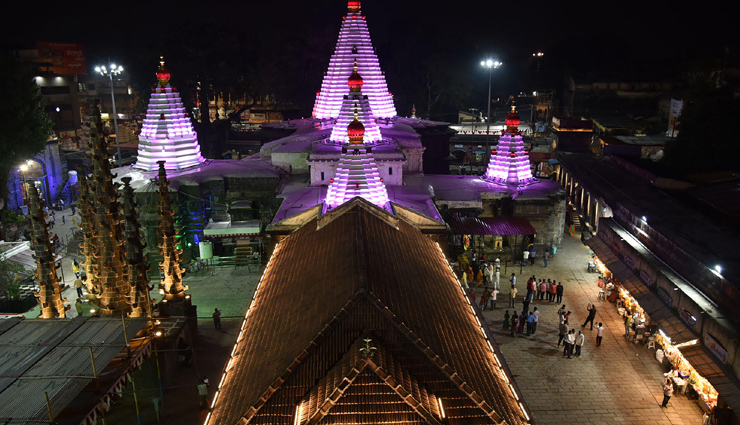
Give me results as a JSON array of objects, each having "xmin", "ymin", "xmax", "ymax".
[
  {"xmin": 490, "ymin": 288, "xmax": 499, "ymax": 310},
  {"xmin": 522, "ymin": 250, "xmax": 529, "ymax": 265},
  {"xmin": 563, "ymin": 329, "xmax": 575, "ymax": 358},
  {"xmin": 575, "ymin": 331, "xmax": 585, "ymax": 357},
  {"xmin": 532, "ymin": 307, "xmax": 540, "ymax": 334},
  {"xmin": 596, "ymin": 323, "xmax": 605, "ymax": 347},
  {"xmin": 484, "ymin": 263, "xmax": 494, "ymax": 285}
]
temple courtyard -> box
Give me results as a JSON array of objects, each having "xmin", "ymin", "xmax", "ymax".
[{"xmin": 93, "ymin": 229, "xmax": 705, "ymax": 424}]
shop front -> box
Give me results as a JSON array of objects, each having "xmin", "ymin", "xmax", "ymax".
[{"xmin": 586, "ymin": 232, "xmax": 740, "ymax": 422}]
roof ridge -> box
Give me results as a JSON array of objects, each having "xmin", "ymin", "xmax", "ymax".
[
  {"xmin": 301, "ymin": 336, "xmax": 443, "ymax": 425},
  {"xmin": 238, "ymin": 292, "xmax": 366, "ymax": 424},
  {"xmin": 360, "ymin": 289, "xmax": 504, "ymax": 423}
]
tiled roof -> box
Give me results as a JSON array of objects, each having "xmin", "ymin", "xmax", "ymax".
[
  {"xmin": 446, "ymin": 216, "xmax": 537, "ymax": 235},
  {"xmin": 209, "ymin": 198, "xmax": 528, "ymax": 425}
]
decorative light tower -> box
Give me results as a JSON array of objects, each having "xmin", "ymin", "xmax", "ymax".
[
  {"xmin": 325, "ymin": 107, "xmax": 389, "ymax": 209},
  {"xmin": 156, "ymin": 161, "xmax": 188, "ymax": 301},
  {"xmin": 27, "ymin": 183, "xmax": 67, "ymax": 319},
  {"xmin": 89, "ymin": 107, "xmax": 131, "ymax": 315},
  {"xmin": 328, "ymin": 59, "xmax": 383, "ymax": 144},
  {"xmin": 121, "ymin": 177, "xmax": 152, "ymax": 318},
  {"xmin": 313, "ymin": 1, "xmax": 396, "ymax": 119},
  {"xmin": 135, "ymin": 57, "xmax": 205, "ymax": 172},
  {"xmin": 76, "ymin": 169, "xmax": 101, "ymax": 300},
  {"xmin": 483, "ymin": 104, "xmax": 535, "ymax": 186}
]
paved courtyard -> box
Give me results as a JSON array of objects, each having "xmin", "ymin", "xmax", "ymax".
[{"xmin": 473, "ymin": 234, "xmax": 705, "ymax": 425}]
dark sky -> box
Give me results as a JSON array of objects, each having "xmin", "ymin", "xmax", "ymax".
[{"xmin": 3, "ymin": 0, "xmax": 735, "ymax": 115}]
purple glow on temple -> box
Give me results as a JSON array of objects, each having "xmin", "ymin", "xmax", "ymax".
[
  {"xmin": 312, "ymin": 2, "xmax": 396, "ymax": 119},
  {"xmin": 135, "ymin": 59, "xmax": 205, "ymax": 172},
  {"xmin": 325, "ymin": 147, "xmax": 389, "ymax": 208},
  {"xmin": 329, "ymin": 61, "xmax": 383, "ymax": 144},
  {"xmin": 484, "ymin": 105, "xmax": 535, "ymax": 185}
]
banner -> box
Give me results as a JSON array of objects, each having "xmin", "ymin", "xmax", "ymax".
[
  {"xmin": 666, "ymin": 98, "xmax": 683, "ymax": 137},
  {"xmin": 37, "ymin": 42, "xmax": 87, "ymax": 75}
]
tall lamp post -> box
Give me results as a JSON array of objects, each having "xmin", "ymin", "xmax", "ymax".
[
  {"xmin": 480, "ymin": 59, "xmax": 502, "ymax": 164},
  {"xmin": 95, "ymin": 62, "xmax": 124, "ymax": 167}
]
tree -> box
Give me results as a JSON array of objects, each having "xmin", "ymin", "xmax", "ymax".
[
  {"xmin": 0, "ymin": 53, "xmax": 53, "ymax": 211},
  {"xmin": 0, "ymin": 258, "xmax": 27, "ymax": 299}
]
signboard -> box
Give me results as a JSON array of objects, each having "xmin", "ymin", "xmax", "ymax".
[
  {"xmin": 666, "ymin": 98, "xmax": 683, "ymax": 137},
  {"xmin": 657, "ymin": 287, "xmax": 673, "ymax": 307},
  {"xmin": 37, "ymin": 42, "xmax": 87, "ymax": 75},
  {"xmin": 705, "ymin": 334, "xmax": 728, "ymax": 364},
  {"xmin": 610, "ymin": 241, "xmax": 622, "ymax": 256},
  {"xmin": 639, "ymin": 270, "xmax": 653, "ymax": 287},
  {"xmin": 680, "ymin": 309, "xmax": 697, "ymax": 329},
  {"xmin": 623, "ymin": 255, "xmax": 635, "ymax": 270}
]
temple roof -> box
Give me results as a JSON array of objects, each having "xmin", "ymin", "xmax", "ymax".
[{"xmin": 207, "ymin": 199, "xmax": 529, "ymax": 425}]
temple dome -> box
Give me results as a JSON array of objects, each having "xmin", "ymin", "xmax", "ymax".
[
  {"xmin": 348, "ymin": 62, "xmax": 364, "ymax": 92},
  {"xmin": 156, "ymin": 56, "xmax": 171, "ymax": 86},
  {"xmin": 347, "ymin": 115, "xmax": 365, "ymax": 144},
  {"xmin": 505, "ymin": 104, "xmax": 520, "ymax": 134}
]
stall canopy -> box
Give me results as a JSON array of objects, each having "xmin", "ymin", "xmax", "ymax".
[
  {"xmin": 680, "ymin": 345, "xmax": 740, "ymax": 413},
  {"xmin": 446, "ymin": 216, "xmax": 537, "ymax": 235},
  {"xmin": 587, "ymin": 237, "xmax": 695, "ymax": 344}
]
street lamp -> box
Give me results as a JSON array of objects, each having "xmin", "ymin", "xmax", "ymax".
[
  {"xmin": 480, "ymin": 59, "xmax": 502, "ymax": 165},
  {"xmin": 95, "ymin": 62, "xmax": 124, "ymax": 167}
]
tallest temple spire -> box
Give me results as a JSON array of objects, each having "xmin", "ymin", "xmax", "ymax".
[{"xmin": 312, "ymin": 1, "xmax": 397, "ymax": 119}]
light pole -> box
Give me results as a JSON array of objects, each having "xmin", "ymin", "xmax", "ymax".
[
  {"xmin": 95, "ymin": 62, "xmax": 124, "ymax": 167},
  {"xmin": 480, "ymin": 59, "xmax": 502, "ymax": 165}
]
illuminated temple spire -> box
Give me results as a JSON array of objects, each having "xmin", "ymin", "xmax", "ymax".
[
  {"xmin": 135, "ymin": 57, "xmax": 205, "ymax": 172},
  {"xmin": 28, "ymin": 184, "xmax": 67, "ymax": 319},
  {"xmin": 325, "ymin": 108, "xmax": 389, "ymax": 209},
  {"xmin": 156, "ymin": 161, "xmax": 188, "ymax": 301},
  {"xmin": 313, "ymin": 1, "xmax": 396, "ymax": 119},
  {"xmin": 329, "ymin": 59, "xmax": 382, "ymax": 143},
  {"xmin": 483, "ymin": 104, "xmax": 535, "ymax": 185},
  {"xmin": 122, "ymin": 177, "xmax": 152, "ymax": 318},
  {"xmin": 89, "ymin": 107, "xmax": 131, "ymax": 315}
]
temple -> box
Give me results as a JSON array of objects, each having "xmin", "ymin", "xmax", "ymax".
[
  {"xmin": 325, "ymin": 108, "xmax": 389, "ymax": 209},
  {"xmin": 312, "ymin": 1, "xmax": 396, "ymax": 119},
  {"xmin": 135, "ymin": 57, "xmax": 205, "ymax": 172},
  {"xmin": 328, "ymin": 59, "xmax": 383, "ymax": 144},
  {"xmin": 206, "ymin": 199, "xmax": 530, "ymax": 425},
  {"xmin": 483, "ymin": 104, "xmax": 535, "ymax": 185}
]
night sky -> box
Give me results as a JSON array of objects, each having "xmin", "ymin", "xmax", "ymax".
[{"xmin": 3, "ymin": 0, "xmax": 735, "ymax": 116}]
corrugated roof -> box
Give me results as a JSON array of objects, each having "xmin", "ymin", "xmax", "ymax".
[
  {"xmin": 209, "ymin": 198, "xmax": 528, "ymax": 425},
  {"xmin": 446, "ymin": 216, "xmax": 537, "ymax": 235},
  {"xmin": 0, "ymin": 317, "xmax": 148, "ymax": 424}
]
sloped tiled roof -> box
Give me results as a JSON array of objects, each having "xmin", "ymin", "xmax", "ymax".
[{"xmin": 208, "ymin": 198, "xmax": 529, "ymax": 425}]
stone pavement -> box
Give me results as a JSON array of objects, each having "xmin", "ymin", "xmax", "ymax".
[{"xmin": 472, "ymin": 235, "xmax": 705, "ymax": 425}]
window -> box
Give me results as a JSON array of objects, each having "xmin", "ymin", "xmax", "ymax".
[
  {"xmin": 389, "ymin": 167, "xmax": 393, "ymax": 175},
  {"xmin": 321, "ymin": 172, "xmax": 325, "ymax": 181}
]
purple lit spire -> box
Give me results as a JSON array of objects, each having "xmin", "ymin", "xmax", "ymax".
[
  {"xmin": 329, "ymin": 59, "xmax": 383, "ymax": 144},
  {"xmin": 135, "ymin": 57, "xmax": 205, "ymax": 172},
  {"xmin": 313, "ymin": 1, "xmax": 396, "ymax": 119},
  {"xmin": 325, "ymin": 109, "xmax": 389, "ymax": 209},
  {"xmin": 483, "ymin": 104, "xmax": 535, "ymax": 185}
]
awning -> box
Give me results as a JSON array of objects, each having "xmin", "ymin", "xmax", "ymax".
[
  {"xmin": 586, "ymin": 237, "xmax": 619, "ymax": 267},
  {"xmin": 650, "ymin": 306, "xmax": 697, "ymax": 345},
  {"xmin": 204, "ymin": 219, "xmax": 262, "ymax": 238},
  {"xmin": 446, "ymin": 216, "xmax": 537, "ymax": 236},
  {"xmin": 588, "ymin": 237, "xmax": 696, "ymax": 345},
  {"xmin": 680, "ymin": 345, "xmax": 740, "ymax": 413},
  {"xmin": 620, "ymin": 276, "xmax": 651, "ymax": 301}
]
